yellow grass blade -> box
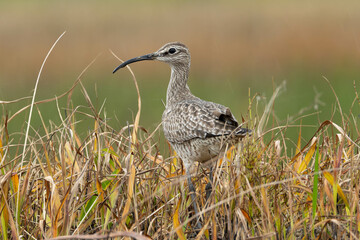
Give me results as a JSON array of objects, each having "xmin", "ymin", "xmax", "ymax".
[
  {"xmin": 170, "ymin": 150, "xmax": 178, "ymax": 175},
  {"xmin": 11, "ymin": 174, "xmax": 19, "ymax": 194},
  {"xmin": 0, "ymin": 137, "xmax": 3, "ymax": 158},
  {"xmin": 96, "ymin": 178, "xmax": 105, "ymax": 202},
  {"xmin": 234, "ymin": 176, "xmax": 241, "ymax": 195},
  {"xmin": 323, "ymin": 171, "xmax": 349, "ymax": 209},
  {"xmin": 121, "ymin": 164, "xmax": 136, "ymax": 229},
  {"xmin": 43, "ymin": 176, "xmax": 62, "ymax": 237},
  {"xmin": 173, "ymin": 196, "xmax": 186, "ymax": 240},
  {"xmin": 0, "ymin": 181, "xmax": 9, "ymax": 240},
  {"xmin": 241, "ymin": 208, "xmax": 252, "ymax": 224},
  {"xmin": 96, "ymin": 177, "xmax": 105, "ymax": 224},
  {"xmin": 296, "ymin": 125, "xmax": 302, "ymax": 155},
  {"xmin": 226, "ymin": 146, "xmax": 235, "ymax": 159},
  {"xmin": 291, "ymin": 121, "xmax": 333, "ymax": 164},
  {"xmin": 64, "ymin": 141, "xmax": 80, "ymax": 173},
  {"xmin": 93, "ymin": 120, "xmax": 99, "ymax": 153},
  {"xmin": 54, "ymin": 188, "xmax": 70, "ymax": 235},
  {"xmin": 1, "ymin": 187, "xmax": 18, "ymax": 239},
  {"xmin": 43, "ymin": 147, "xmax": 53, "ymax": 176},
  {"xmin": 297, "ymin": 139, "xmax": 317, "ymax": 174},
  {"xmin": 346, "ymin": 142, "xmax": 354, "ymax": 158}
]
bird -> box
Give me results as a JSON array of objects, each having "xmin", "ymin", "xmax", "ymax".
[{"xmin": 113, "ymin": 42, "xmax": 251, "ymax": 229}]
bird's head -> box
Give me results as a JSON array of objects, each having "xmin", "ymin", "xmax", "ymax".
[{"xmin": 113, "ymin": 42, "xmax": 190, "ymax": 73}]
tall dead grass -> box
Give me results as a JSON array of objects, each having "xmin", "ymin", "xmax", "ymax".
[{"xmin": 0, "ymin": 35, "xmax": 359, "ymax": 240}]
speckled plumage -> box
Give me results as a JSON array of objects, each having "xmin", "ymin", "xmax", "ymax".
[
  {"xmin": 113, "ymin": 42, "xmax": 251, "ymax": 229},
  {"xmin": 162, "ymin": 99, "xmax": 248, "ymax": 168},
  {"xmin": 157, "ymin": 42, "xmax": 250, "ymax": 170},
  {"xmin": 113, "ymin": 42, "xmax": 251, "ymax": 170}
]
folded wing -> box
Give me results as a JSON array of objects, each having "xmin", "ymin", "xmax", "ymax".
[{"xmin": 162, "ymin": 99, "xmax": 248, "ymax": 143}]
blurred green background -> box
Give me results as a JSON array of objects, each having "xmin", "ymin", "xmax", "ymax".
[{"xmin": 1, "ymin": 0, "xmax": 359, "ymax": 149}]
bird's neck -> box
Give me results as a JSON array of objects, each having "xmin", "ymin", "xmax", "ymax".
[{"xmin": 166, "ymin": 63, "xmax": 193, "ymax": 107}]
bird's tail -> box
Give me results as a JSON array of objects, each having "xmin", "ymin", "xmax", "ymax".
[{"xmin": 236, "ymin": 128, "xmax": 252, "ymax": 137}]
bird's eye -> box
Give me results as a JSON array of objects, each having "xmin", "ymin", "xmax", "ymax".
[{"xmin": 168, "ymin": 48, "xmax": 176, "ymax": 54}]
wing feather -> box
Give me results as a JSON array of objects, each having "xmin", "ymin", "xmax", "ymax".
[{"xmin": 162, "ymin": 99, "xmax": 241, "ymax": 143}]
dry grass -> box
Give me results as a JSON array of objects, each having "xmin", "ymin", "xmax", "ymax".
[{"xmin": 1, "ymin": 38, "xmax": 360, "ymax": 240}]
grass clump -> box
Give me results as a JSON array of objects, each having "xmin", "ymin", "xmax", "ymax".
[{"xmin": 0, "ymin": 39, "xmax": 360, "ymax": 240}]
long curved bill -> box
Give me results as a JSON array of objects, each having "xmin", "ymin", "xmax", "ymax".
[{"xmin": 113, "ymin": 53, "xmax": 156, "ymax": 73}]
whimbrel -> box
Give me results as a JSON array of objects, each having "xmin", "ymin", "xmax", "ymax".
[{"xmin": 113, "ymin": 42, "xmax": 251, "ymax": 229}]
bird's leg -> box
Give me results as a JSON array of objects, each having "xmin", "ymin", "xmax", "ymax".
[
  {"xmin": 187, "ymin": 172, "xmax": 202, "ymax": 230},
  {"xmin": 205, "ymin": 166, "xmax": 213, "ymax": 201}
]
